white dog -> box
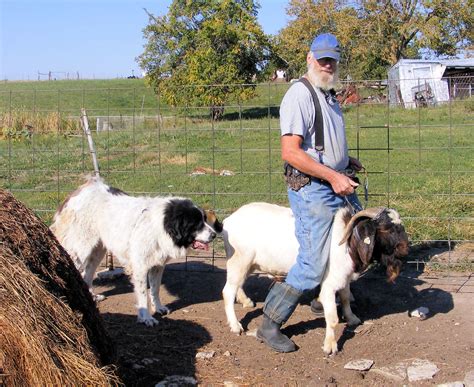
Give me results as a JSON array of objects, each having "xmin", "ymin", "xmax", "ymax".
[{"xmin": 50, "ymin": 176, "xmax": 222, "ymax": 326}]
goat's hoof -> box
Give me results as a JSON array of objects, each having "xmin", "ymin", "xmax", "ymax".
[
  {"xmin": 323, "ymin": 341, "xmax": 338, "ymax": 356},
  {"xmin": 242, "ymin": 299, "xmax": 255, "ymax": 308},
  {"xmin": 229, "ymin": 322, "xmax": 244, "ymax": 334}
]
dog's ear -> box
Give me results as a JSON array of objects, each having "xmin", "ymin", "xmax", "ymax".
[
  {"xmin": 164, "ymin": 200, "xmax": 202, "ymax": 247},
  {"xmin": 351, "ymin": 220, "xmax": 376, "ymax": 268},
  {"xmin": 165, "ymin": 214, "xmax": 193, "ymax": 247},
  {"xmin": 205, "ymin": 210, "xmax": 223, "ymax": 233}
]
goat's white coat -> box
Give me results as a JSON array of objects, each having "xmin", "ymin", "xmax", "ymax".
[
  {"xmin": 222, "ymin": 202, "xmax": 360, "ymax": 354},
  {"xmin": 51, "ymin": 177, "xmax": 217, "ymax": 326}
]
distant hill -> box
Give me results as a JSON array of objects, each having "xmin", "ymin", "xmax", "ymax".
[{"xmin": 0, "ymin": 78, "xmax": 147, "ymax": 91}]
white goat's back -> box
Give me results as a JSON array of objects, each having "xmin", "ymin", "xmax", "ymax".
[{"xmin": 222, "ymin": 202, "xmax": 299, "ymax": 274}]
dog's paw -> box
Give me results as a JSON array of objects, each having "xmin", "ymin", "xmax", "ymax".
[
  {"xmin": 137, "ymin": 316, "xmax": 159, "ymax": 327},
  {"xmin": 93, "ymin": 294, "xmax": 106, "ymax": 302},
  {"xmin": 89, "ymin": 289, "xmax": 106, "ymax": 302},
  {"xmin": 155, "ymin": 305, "xmax": 170, "ymax": 315}
]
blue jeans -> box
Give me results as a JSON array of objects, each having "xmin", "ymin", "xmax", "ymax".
[{"xmin": 285, "ymin": 179, "xmax": 360, "ymax": 292}]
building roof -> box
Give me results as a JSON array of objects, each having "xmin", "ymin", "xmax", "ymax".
[
  {"xmin": 391, "ymin": 58, "xmax": 474, "ymax": 70},
  {"xmin": 439, "ymin": 58, "xmax": 474, "ymax": 68}
]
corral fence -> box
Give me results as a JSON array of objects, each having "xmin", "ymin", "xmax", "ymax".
[{"xmin": 0, "ymin": 77, "xmax": 473, "ymax": 272}]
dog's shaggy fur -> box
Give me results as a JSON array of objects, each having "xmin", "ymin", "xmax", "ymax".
[{"xmin": 50, "ymin": 176, "xmax": 222, "ymax": 326}]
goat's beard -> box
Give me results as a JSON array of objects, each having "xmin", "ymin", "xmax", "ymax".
[
  {"xmin": 306, "ymin": 61, "xmax": 339, "ymax": 90},
  {"xmin": 382, "ymin": 254, "xmax": 402, "ymax": 283}
]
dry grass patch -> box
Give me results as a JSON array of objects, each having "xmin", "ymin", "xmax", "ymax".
[
  {"xmin": 0, "ymin": 110, "xmax": 81, "ymax": 139},
  {"xmin": 161, "ymin": 152, "xmax": 198, "ymax": 165}
]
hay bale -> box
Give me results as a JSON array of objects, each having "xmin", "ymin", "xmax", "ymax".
[{"xmin": 0, "ymin": 189, "xmax": 120, "ymax": 386}]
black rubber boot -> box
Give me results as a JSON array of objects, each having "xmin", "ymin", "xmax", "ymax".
[
  {"xmin": 256, "ymin": 282, "xmax": 302, "ymax": 353},
  {"xmin": 256, "ymin": 314, "xmax": 296, "ymax": 352},
  {"xmin": 310, "ymin": 299, "xmax": 325, "ymax": 317}
]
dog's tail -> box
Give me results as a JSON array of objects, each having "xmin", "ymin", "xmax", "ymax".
[
  {"xmin": 84, "ymin": 173, "xmax": 105, "ymax": 185},
  {"xmin": 52, "ymin": 175, "xmax": 107, "ymax": 222},
  {"xmin": 221, "ymin": 227, "xmax": 235, "ymax": 259}
]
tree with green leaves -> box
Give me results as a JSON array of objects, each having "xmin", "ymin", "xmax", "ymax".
[
  {"xmin": 276, "ymin": 0, "xmax": 472, "ymax": 81},
  {"xmin": 138, "ymin": 0, "xmax": 271, "ymax": 119}
]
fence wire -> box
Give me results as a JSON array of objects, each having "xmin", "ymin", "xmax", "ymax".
[{"xmin": 0, "ymin": 77, "xmax": 473, "ymax": 271}]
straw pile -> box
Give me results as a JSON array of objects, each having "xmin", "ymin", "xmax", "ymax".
[{"xmin": 0, "ymin": 189, "xmax": 120, "ymax": 386}]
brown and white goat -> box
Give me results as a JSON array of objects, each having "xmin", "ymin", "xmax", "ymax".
[{"xmin": 222, "ymin": 202, "xmax": 409, "ymax": 354}]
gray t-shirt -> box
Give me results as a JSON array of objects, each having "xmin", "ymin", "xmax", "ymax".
[{"xmin": 280, "ymin": 81, "xmax": 349, "ymax": 171}]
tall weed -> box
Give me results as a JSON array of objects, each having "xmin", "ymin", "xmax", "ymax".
[{"xmin": 0, "ymin": 110, "xmax": 81, "ymax": 140}]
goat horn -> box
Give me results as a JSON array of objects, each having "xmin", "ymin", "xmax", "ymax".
[{"xmin": 338, "ymin": 207, "xmax": 386, "ymax": 246}]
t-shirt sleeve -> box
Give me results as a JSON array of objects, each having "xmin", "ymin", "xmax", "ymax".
[{"xmin": 279, "ymin": 83, "xmax": 313, "ymax": 137}]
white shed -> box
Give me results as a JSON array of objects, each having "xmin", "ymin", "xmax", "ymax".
[
  {"xmin": 388, "ymin": 58, "xmax": 474, "ymax": 108},
  {"xmin": 388, "ymin": 59, "xmax": 449, "ymax": 108}
]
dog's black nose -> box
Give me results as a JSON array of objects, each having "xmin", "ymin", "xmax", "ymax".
[{"xmin": 210, "ymin": 232, "xmax": 217, "ymax": 239}]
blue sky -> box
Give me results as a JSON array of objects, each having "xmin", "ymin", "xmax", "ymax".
[{"xmin": 0, "ymin": 0, "xmax": 290, "ymax": 81}]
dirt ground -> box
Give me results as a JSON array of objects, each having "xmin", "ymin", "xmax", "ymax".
[{"xmin": 95, "ymin": 253, "xmax": 473, "ymax": 386}]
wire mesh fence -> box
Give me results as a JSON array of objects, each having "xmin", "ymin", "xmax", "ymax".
[{"xmin": 0, "ymin": 77, "xmax": 473, "ymax": 271}]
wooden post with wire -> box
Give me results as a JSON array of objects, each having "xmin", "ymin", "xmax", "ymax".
[{"xmin": 79, "ymin": 108, "xmax": 116, "ymax": 273}]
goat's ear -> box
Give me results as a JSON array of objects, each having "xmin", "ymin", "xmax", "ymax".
[
  {"xmin": 354, "ymin": 221, "xmax": 377, "ymax": 266},
  {"xmin": 382, "ymin": 254, "xmax": 402, "ymax": 283}
]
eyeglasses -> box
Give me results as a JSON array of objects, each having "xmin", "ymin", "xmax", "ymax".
[{"xmin": 317, "ymin": 57, "xmax": 338, "ymax": 66}]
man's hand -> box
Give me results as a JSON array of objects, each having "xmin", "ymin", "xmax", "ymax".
[
  {"xmin": 328, "ymin": 172, "xmax": 359, "ymax": 196},
  {"xmin": 349, "ymin": 156, "xmax": 363, "ymax": 172}
]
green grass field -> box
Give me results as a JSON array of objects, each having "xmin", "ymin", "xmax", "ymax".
[{"xmin": 1, "ymin": 79, "xmax": 473, "ymax": 252}]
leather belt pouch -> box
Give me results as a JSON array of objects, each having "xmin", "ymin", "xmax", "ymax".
[{"xmin": 284, "ymin": 162, "xmax": 311, "ymax": 191}]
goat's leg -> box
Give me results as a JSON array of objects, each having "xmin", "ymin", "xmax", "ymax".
[
  {"xmin": 320, "ymin": 284, "xmax": 339, "ymax": 355},
  {"xmin": 339, "ymin": 283, "xmax": 360, "ymax": 326},
  {"xmin": 236, "ymin": 286, "xmax": 255, "ymax": 308},
  {"xmin": 223, "ymin": 255, "xmax": 252, "ymax": 334}
]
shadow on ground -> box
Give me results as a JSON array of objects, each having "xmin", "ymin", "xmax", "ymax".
[
  {"xmin": 222, "ymin": 106, "xmax": 280, "ymax": 121},
  {"xmin": 96, "ymin": 257, "xmax": 455, "ymax": 356},
  {"xmin": 101, "ymin": 312, "xmax": 211, "ymax": 386}
]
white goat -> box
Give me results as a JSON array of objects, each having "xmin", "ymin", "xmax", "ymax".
[{"xmin": 222, "ymin": 202, "xmax": 408, "ymax": 354}]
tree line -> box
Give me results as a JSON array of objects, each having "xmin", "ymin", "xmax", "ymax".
[{"xmin": 138, "ymin": 0, "xmax": 472, "ymax": 117}]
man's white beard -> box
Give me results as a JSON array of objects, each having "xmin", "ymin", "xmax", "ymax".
[{"xmin": 307, "ymin": 62, "xmax": 339, "ymax": 90}]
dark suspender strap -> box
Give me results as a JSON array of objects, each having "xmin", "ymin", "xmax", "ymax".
[{"xmin": 299, "ymin": 77, "xmax": 324, "ymax": 151}]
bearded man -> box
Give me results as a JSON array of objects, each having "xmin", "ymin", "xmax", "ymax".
[{"xmin": 256, "ymin": 33, "xmax": 364, "ymax": 352}]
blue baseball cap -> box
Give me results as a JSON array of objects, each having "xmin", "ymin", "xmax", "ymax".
[{"xmin": 310, "ymin": 33, "xmax": 341, "ymax": 61}]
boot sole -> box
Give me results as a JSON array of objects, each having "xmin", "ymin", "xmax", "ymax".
[{"xmin": 256, "ymin": 330, "xmax": 296, "ymax": 353}]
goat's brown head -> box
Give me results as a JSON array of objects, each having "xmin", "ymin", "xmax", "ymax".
[{"xmin": 339, "ymin": 207, "xmax": 409, "ymax": 282}]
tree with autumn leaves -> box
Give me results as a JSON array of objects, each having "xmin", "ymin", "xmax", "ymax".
[
  {"xmin": 276, "ymin": 0, "xmax": 472, "ymax": 80},
  {"xmin": 139, "ymin": 0, "xmax": 472, "ymax": 113}
]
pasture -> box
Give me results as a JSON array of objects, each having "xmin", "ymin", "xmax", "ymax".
[
  {"xmin": 0, "ymin": 78, "xmax": 473, "ymax": 385},
  {"xmin": 1, "ymin": 79, "xmax": 472, "ymax": 266}
]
